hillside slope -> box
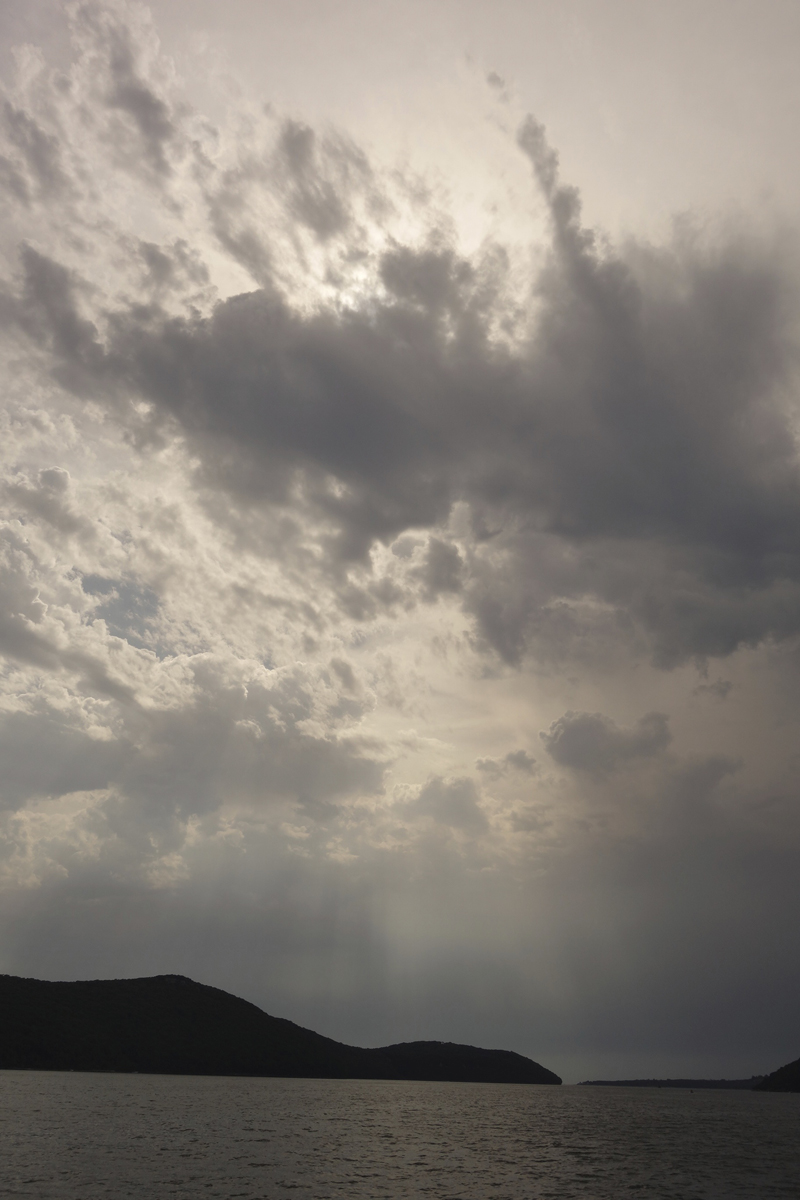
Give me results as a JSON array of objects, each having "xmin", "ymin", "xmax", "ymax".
[
  {"xmin": 754, "ymin": 1056, "xmax": 800, "ymax": 1092},
  {"xmin": 0, "ymin": 974, "xmax": 561, "ymax": 1085}
]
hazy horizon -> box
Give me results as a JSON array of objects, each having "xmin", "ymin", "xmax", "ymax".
[{"xmin": 1, "ymin": 0, "xmax": 799, "ymax": 1086}]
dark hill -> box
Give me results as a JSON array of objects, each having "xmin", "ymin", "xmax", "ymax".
[
  {"xmin": 371, "ymin": 1040, "xmax": 554, "ymax": 1084},
  {"xmin": 754, "ymin": 1056, "xmax": 800, "ymax": 1092},
  {"xmin": 0, "ymin": 974, "xmax": 561, "ymax": 1085}
]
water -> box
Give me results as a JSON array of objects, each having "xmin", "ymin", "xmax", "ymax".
[{"xmin": 1, "ymin": 1071, "xmax": 798, "ymax": 1199}]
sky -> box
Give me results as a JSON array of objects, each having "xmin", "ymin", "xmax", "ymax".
[{"xmin": 0, "ymin": 0, "xmax": 799, "ymax": 1085}]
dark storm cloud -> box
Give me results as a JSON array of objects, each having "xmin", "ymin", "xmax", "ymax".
[
  {"xmin": 6, "ymin": 86, "xmax": 800, "ymax": 669},
  {"xmin": 541, "ymin": 710, "xmax": 671, "ymax": 774},
  {"xmin": 519, "ymin": 115, "xmax": 800, "ymax": 561}
]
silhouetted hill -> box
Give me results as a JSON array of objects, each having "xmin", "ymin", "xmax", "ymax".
[
  {"xmin": 579, "ymin": 1077, "xmax": 764, "ymax": 1090},
  {"xmin": 754, "ymin": 1056, "xmax": 800, "ymax": 1092},
  {"xmin": 0, "ymin": 974, "xmax": 561, "ymax": 1085},
  {"xmin": 370, "ymin": 1040, "xmax": 555, "ymax": 1084}
]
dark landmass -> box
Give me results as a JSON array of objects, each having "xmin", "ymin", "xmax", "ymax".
[
  {"xmin": 579, "ymin": 1078, "xmax": 765, "ymax": 1089},
  {"xmin": 0, "ymin": 974, "xmax": 561, "ymax": 1085},
  {"xmin": 754, "ymin": 1056, "xmax": 800, "ymax": 1092}
]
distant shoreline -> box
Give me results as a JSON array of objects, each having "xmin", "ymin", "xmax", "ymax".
[{"xmin": 579, "ymin": 1078, "xmax": 764, "ymax": 1090}]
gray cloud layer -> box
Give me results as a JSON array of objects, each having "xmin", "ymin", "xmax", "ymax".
[{"xmin": 8, "ymin": 108, "xmax": 800, "ymax": 669}]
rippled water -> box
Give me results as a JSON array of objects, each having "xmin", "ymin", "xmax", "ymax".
[{"xmin": 1, "ymin": 1070, "xmax": 798, "ymax": 1198}]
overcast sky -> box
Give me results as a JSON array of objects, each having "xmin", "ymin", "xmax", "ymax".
[{"xmin": 1, "ymin": 0, "xmax": 799, "ymax": 1084}]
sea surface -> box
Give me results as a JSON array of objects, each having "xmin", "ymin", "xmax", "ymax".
[{"xmin": 1, "ymin": 1070, "xmax": 798, "ymax": 1199}]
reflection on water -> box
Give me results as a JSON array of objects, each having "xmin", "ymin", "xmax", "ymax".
[{"xmin": 1, "ymin": 1070, "xmax": 798, "ymax": 1199}]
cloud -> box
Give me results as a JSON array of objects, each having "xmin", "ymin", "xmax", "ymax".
[
  {"xmin": 541, "ymin": 711, "xmax": 672, "ymax": 774},
  {"xmin": 406, "ymin": 776, "xmax": 489, "ymax": 834},
  {"xmin": 6, "ymin": 88, "xmax": 800, "ymax": 667},
  {"xmin": 2, "ymin": 100, "xmax": 68, "ymax": 200},
  {"xmin": 0, "ymin": 1, "xmax": 799, "ymax": 1081},
  {"xmin": 71, "ymin": 0, "xmax": 180, "ymax": 182},
  {"xmin": 418, "ymin": 537, "xmax": 463, "ymax": 598},
  {"xmin": 5, "ymin": 467, "xmax": 93, "ymax": 539},
  {"xmin": 693, "ymin": 677, "xmax": 733, "ymax": 700},
  {"xmin": 476, "ymin": 749, "xmax": 536, "ymax": 777}
]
